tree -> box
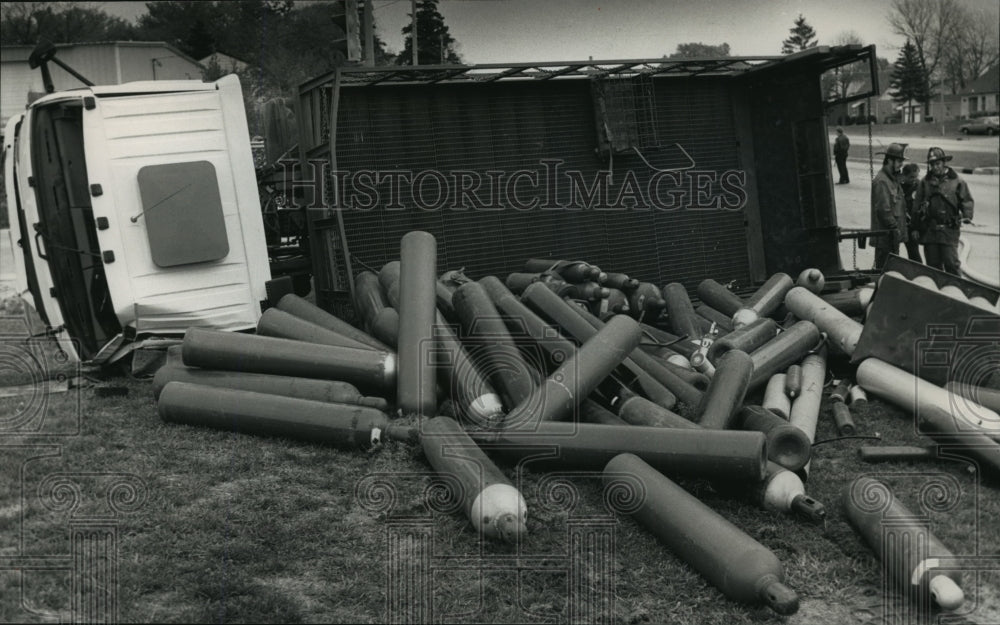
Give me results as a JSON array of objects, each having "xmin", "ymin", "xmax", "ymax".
[
  {"xmin": 941, "ymin": 6, "xmax": 999, "ymax": 92},
  {"xmin": 396, "ymin": 0, "xmax": 461, "ymax": 66},
  {"xmin": 825, "ymin": 32, "xmax": 866, "ymax": 100},
  {"xmin": 885, "ymin": 0, "xmax": 966, "ymax": 106},
  {"xmin": 1, "ymin": 2, "xmax": 136, "ymax": 44},
  {"xmin": 669, "ymin": 42, "xmax": 731, "ymax": 58},
  {"xmin": 137, "ymin": 1, "xmax": 226, "ymax": 60},
  {"xmin": 781, "ymin": 14, "xmax": 818, "ymax": 54},
  {"xmin": 889, "ymin": 39, "xmax": 931, "ymax": 117}
]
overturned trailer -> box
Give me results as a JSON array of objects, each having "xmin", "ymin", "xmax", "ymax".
[{"xmin": 293, "ymin": 46, "xmax": 879, "ymax": 315}]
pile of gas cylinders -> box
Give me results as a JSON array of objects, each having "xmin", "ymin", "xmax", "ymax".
[{"xmin": 154, "ymin": 231, "xmax": 1000, "ymax": 617}]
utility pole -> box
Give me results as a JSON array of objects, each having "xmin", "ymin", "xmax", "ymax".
[
  {"xmin": 411, "ymin": 0, "xmax": 418, "ymax": 65},
  {"xmin": 363, "ymin": 0, "xmax": 374, "ymax": 66}
]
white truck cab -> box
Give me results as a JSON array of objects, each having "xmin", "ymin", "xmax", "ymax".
[{"xmin": 3, "ymin": 74, "xmax": 271, "ymax": 363}]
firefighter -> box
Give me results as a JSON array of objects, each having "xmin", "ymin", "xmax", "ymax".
[
  {"xmin": 900, "ymin": 162, "xmax": 923, "ymax": 263},
  {"xmin": 869, "ymin": 143, "xmax": 908, "ymax": 271},
  {"xmin": 833, "ymin": 127, "xmax": 850, "ymax": 184},
  {"xmin": 914, "ymin": 147, "xmax": 974, "ymax": 276}
]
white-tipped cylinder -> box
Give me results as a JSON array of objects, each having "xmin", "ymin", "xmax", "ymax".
[
  {"xmin": 848, "ymin": 384, "xmax": 868, "ymax": 406},
  {"xmin": 470, "ymin": 483, "xmax": 529, "ymax": 542},
  {"xmin": 795, "ymin": 268, "xmax": 825, "ymax": 294},
  {"xmin": 928, "ymin": 574, "xmax": 965, "ymax": 611},
  {"xmin": 912, "ymin": 275, "xmax": 937, "ymax": 290},
  {"xmin": 666, "ymin": 353, "xmax": 693, "ymax": 370},
  {"xmin": 763, "ymin": 374, "xmax": 791, "ymax": 419},
  {"xmin": 731, "ymin": 308, "xmax": 759, "ymax": 330},
  {"xmin": 690, "ymin": 350, "xmax": 716, "ymax": 378},
  {"xmin": 467, "ymin": 393, "xmax": 505, "ymax": 426}
]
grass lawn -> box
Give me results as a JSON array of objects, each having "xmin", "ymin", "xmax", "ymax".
[{"xmin": 2, "ymin": 313, "xmax": 999, "ymax": 623}]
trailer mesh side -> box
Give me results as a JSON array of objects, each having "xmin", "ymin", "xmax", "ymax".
[{"xmin": 326, "ymin": 75, "xmax": 751, "ymax": 303}]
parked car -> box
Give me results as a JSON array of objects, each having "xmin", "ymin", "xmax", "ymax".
[{"xmin": 959, "ymin": 116, "xmax": 999, "ymax": 135}]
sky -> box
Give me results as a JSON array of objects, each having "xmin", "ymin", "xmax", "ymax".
[{"xmin": 98, "ymin": 0, "xmax": 1000, "ymax": 63}]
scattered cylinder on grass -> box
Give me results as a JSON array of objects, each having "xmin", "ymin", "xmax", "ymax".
[
  {"xmin": 738, "ymin": 405, "xmax": 811, "ymax": 472},
  {"xmin": 432, "ymin": 311, "xmax": 504, "ymax": 427},
  {"xmin": 158, "ymin": 382, "xmax": 410, "ymax": 449},
  {"xmin": 628, "ymin": 282, "xmax": 667, "ymax": 318},
  {"xmin": 747, "ymin": 321, "xmax": 821, "ymax": 390},
  {"xmin": 830, "ymin": 378, "xmax": 851, "ymax": 404},
  {"xmin": 258, "ymin": 308, "xmax": 376, "ymax": 351},
  {"xmin": 371, "ymin": 308, "xmax": 399, "ymax": 348},
  {"xmin": 612, "ymin": 387, "xmax": 700, "ymax": 429},
  {"xmin": 152, "ymin": 364, "xmax": 386, "ymax": 409},
  {"xmin": 795, "ymin": 268, "xmax": 825, "ymax": 294},
  {"xmin": 505, "ymin": 314, "xmax": 641, "ymax": 428},
  {"xmin": 396, "ymin": 231, "xmax": 439, "ymax": 417},
  {"xmin": 662, "ymin": 282, "xmax": 703, "ymax": 344},
  {"xmin": 707, "ymin": 317, "xmax": 778, "ymax": 363},
  {"xmin": 944, "ymin": 381, "xmax": 1000, "ymax": 413},
  {"xmin": 762, "ymin": 373, "xmax": 791, "ymax": 420},
  {"xmin": 277, "ymin": 293, "xmax": 389, "ymax": 351},
  {"xmin": 697, "ymin": 278, "xmax": 744, "ymax": 318},
  {"xmin": 454, "ymin": 280, "xmax": 540, "ymax": 413},
  {"xmin": 696, "ymin": 303, "xmax": 735, "ymax": 333},
  {"xmin": 856, "ymin": 358, "xmax": 1000, "ymax": 440},
  {"xmin": 421, "ymin": 416, "xmax": 527, "ymax": 542},
  {"xmin": 604, "ymin": 272, "xmax": 639, "ymax": 291},
  {"xmin": 716, "ymin": 461, "xmax": 824, "ymax": 524},
  {"xmin": 521, "ymin": 282, "xmax": 683, "ymax": 409},
  {"xmin": 181, "ymin": 328, "xmax": 395, "ymax": 394},
  {"xmin": 603, "ymin": 454, "xmax": 799, "ymax": 615},
  {"xmin": 354, "ymin": 271, "xmax": 389, "ymax": 333},
  {"xmin": 820, "ymin": 287, "xmax": 874, "ymax": 317},
  {"xmin": 857, "ymin": 446, "xmax": 939, "ymax": 462},
  {"xmin": 696, "ymin": 350, "xmax": 753, "ymax": 430},
  {"xmin": 581, "ymin": 398, "xmax": 630, "ymax": 426},
  {"xmin": 378, "ymin": 261, "xmax": 402, "ymax": 307},
  {"xmin": 734, "ymin": 272, "xmax": 794, "ymax": 328},
  {"xmin": 758, "ymin": 461, "xmax": 825, "ymax": 523},
  {"xmin": 784, "ymin": 286, "xmax": 863, "ymax": 356},
  {"xmin": 849, "ymin": 384, "xmax": 868, "ymax": 407},
  {"xmin": 789, "ymin": 349, "xmax": 827, "ymax": 445},
  {"xmin": 842, "ymin": 476, "xmax": 965, "ymax": 612},
  {"xmin": 472, "ymin": 422, "xmax": 766, "ymax": 482},
  {"xmin": 785, "ymin": 365, "xmax": 802, "ymax": 399},
  {"xmin": 832, "ymin": 402, "xmax": 856, "ymax": 436}
]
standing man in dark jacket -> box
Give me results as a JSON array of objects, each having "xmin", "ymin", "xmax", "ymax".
[
  {"xmin": 833, "ymin": 127, "xmax": 850, "ymax": 184},
  {"xmin": 900, "ymin": 162, "xmax": 923, "ymax": 263},
  {"xmin": 870, "ymin": 143, "xmax": 908, "ymax": 270},
  {"xmin": 914, "ymin": 147, "xmax": 974, "ymax": 275}
]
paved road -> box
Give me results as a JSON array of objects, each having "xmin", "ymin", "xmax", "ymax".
[
  {"xmin": 831, "ymin": 131, "xmax": 1000, "ymax": 159},
  {"xmin": 831, "ymin": 160, "xmax": 999, "ymax": 284}
]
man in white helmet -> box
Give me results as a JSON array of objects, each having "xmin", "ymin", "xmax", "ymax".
[{"xmin": 914, "ymin": 147, "xmax": 974, "ymax": 275}]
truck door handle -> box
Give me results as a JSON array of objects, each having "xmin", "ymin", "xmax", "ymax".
[{"xmin": 33, "ymin": 223, "xmax": 49, "ymax": 260}]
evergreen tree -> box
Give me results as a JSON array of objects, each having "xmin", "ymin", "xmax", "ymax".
[
  {"xmin": 396, "ymin": 0, "xmax": 461, "ymax": 65},
  {"xmin": 889, "ymin": 39, "xmax": 931, "ymax": 110},
  {"xmin": 781, "ymin": 14, "xmax": 818, "ymax": 55}
]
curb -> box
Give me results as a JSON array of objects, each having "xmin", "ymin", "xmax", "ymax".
[{"xmin": 961, "ymin": 166, "xmax": 999, "ymax": 175}]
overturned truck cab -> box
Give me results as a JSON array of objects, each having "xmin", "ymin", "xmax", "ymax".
[{"xmin": 3, "ymin": 74, "xmax": 271, "ymax": 364}]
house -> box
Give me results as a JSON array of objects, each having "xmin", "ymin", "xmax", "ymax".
[
  {"xmin": 959, "ymin": 64, "xmax": 999, "ymax": 117},
  {"xmin": 1, "ymin": 41, "xmax": 203, "ymax": 129},
  {"xmin": 197, "ymin": 51, "xmax": 251, "ymax": 75},
  {"xmin": 826, "ymin": 69, "xmax": 898, "ymax": 124}
]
